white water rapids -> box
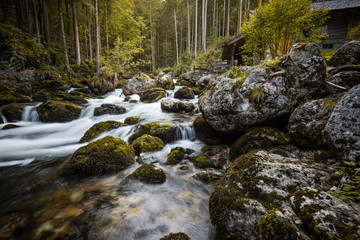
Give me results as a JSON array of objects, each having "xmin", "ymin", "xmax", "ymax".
[{"xmin": 0, "ymin": 86, "xmax": 216, "ymax": 239}]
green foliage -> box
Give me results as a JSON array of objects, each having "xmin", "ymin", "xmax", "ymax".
[
  {"xmin": 331, "ymin": 176, "xmax": 360, "ymax": 203},
  {"xmin": 349, "ymin": 23, "xmax": 360, "ymax": 40},
  {"xmin": 174, "ymin": 52, "xmax": 193, "ymax": 77},
  {"xmin": 241, "ymin": 0, "xmax": 329, "ymax": 59},
  {"xmin": 194, "ymin": 37, "xmax": 230, "ymax": 66},
  {"xmin": 248, "ymin": 87, "xmax": 264, "ymax": 104}
]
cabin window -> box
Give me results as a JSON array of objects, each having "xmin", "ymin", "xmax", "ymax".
[{"xmin": 323, "ymin": 43, "xmax": 333, "ymax": 49}]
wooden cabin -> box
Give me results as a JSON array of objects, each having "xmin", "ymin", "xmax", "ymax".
[
  {"xmin": 221, "ymin": 35, "xmax": 246, "ymax": 66},
  {"xmin": 313, "ymin": 0, "xmax": 360, "ymax": 51}
]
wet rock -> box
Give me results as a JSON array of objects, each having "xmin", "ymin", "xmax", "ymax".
[
  {"xmin": 193, "ymin": 171, "xmax": 211, "ymax": 183},
  {"xmin": 128, "ymin": 163, "xmax": 166, "ymax": 184},
  {"xmin": 196, "ymin": 74, "xmax": 216, "ymax": 89},
  {"xmin": 124, "ymin": 116, "xmax": 140, "ymax": 125},
  {"xmin": 1, "ymin": 103, "xmax": 23, "ymax": 122},
  {"xmin": 193, "ymin": 116, "xmax": 221, "ymax": 145},
  {"xmin": 191, "ymin": 155, "xmax": 209, "ymax": 168},
  {"xmin": 326, "ymin": 71, "xmax": 360, "ymax": 94},
  {"xmin": 79, "ymin": 120, "xmax": 127, "ymax": 143},
  {"xmin": 166, "ymin": 147, "xmax": 185, "ymax": 165},
  {"xmin": 199, "ymin": 43, "xmax": 327, "ymax": 133},
  {"xmin": 36, "ymin": 100, "xmax": 81, "ymax": 123},
  {"xmin": 129, "ymin": 99, "xmax": 137, "ymax": 103},
  {"xmin": 174, "ymin": 87, "xmax": 195, "ymax": 99},
  {"xmin": 324, "ymin": 84, "xmax": 360, "ymax": 163},
  {"xmin": 0, "ymin": 212, "xmax": 31, "ymax": 239},
  {"xmin": 230, "ymin": 127, "xmax": 289, "ymax": 160},
  {"xmin": 139, "ymin": 88, "xmax": 166, "ymax": 103},
  {"xmin": 290, "ymin": 187, "xmax": 360, "ymax": 239},
  {"xmin": 60, "ymin": 136, "xmax": 135, "ymax": 177},
  {"xmin": 94, "ymin": 103, "xmax": 126, "ymax": 116},
  {"xmin": 2, "ymin": 124, "xmax": 21, "ymax": 130},
  {"xmin": 161, "ymin": 99, "xmax": 195, "ymax": 113},
  {"xmin": 53, "ymin": 91, "xmax": 88, "ymax": 105},
  {"xmin": 129, "ymin": 122, "xmax": 176, "ymax": 144},
  {"xmin": 209, "ymin": 149, "xmax": 336, "ymax": 240},
  {"xmin": 201, "ymin": 145, "xmax": 230, "ymax": 169},
  {"xmin": 288, "ymin": 94, "xmax": 342, "ymax": 149},
  {"xmin": 88, "ymin": 66, "xmax": 118, "ymax": 95},
  {"xmin": 328, "ymin": 41, "xmax": 360, "ymax": 67},
  {"xmin": 131, "ymin": 134, "xmax": 164, "ymax": 155},
  {"xmin": 122, "ymin": 73, "xmax": 155, "ymax": 96},
  {"xmin": 160, "ymin": 232, "xmax": 190, "ymax": 240},
  {"xmin": 155, "ymin": 73, "xmax": 175, "ymax": 90}
]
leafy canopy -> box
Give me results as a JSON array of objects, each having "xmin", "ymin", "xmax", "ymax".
[{"xmin": 241, "ymin": 0, "xmax": 329, "ymax": 59}]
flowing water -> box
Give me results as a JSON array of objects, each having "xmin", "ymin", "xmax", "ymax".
[{"xmin": 0, "ymin": 86, "xmax": 216, "ymax": 239}]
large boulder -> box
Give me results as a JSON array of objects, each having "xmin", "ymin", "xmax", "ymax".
[
  {"xmin": 124, "ymin": 116, "xmax": 140, "ymax": 125},
  {"xmin": 94, "ymin": 104, "xmax": 126, "ymax": 116},
  {"xmin": 131, "ymin": 134, "xmax": 164, "ymax": 155},
  {"xmin": 209, "ymin": 148, "xmax": 336, "ymax": 240},
  {"xmin": 166, "ymin": 147, "xmax": 185, "ymax": 165},
  {"xmin": 196, "ymin": 74, "xmax": 216, "ymax": 89},
  {"xmin": 88, "ymin": 67, "xmax": 119, "ymax": 95},
  {"xmin": 60, "ymin": 136, "xmax": 135, "ymax": 177},
  {"xmin": 230, "ymin": 127, "xmax": 289, "ymax": 160},
  {"xmin": 79, "ymin": 121, "xmax": 127, "ymax": 143},
  {"xmin": 1, "ymin": 103, "xmax": 23, "ymax": 122},
  {"xmin": 327, "ymin": 41, "xmax": 360, "ymax": 67},
  {"xmin": 160, "ymin": 232, "xmax": 190, "ymax": 240},
  {"xmin": 139, "ymin": 88, "xmax": 166, "ymax": 103},
  {"xmin": 122, "ymin": 73, "xmax": 155, "ymax": 96},
  {"xmin": 199, "ymin": 43, "xmax": 327, "ymax": 133},
  {"xmin": 193, "ymin": 116, "xmax": 221, "ymax": 145},
  {"xmin": 128, "ymin": 163, "xmax": 166, "ymax": 184},
  {"xmin": 324, "ymin": 84, "xmax": 360, "ymax": 163},
  {"xmin": 326, "ymin": 70, "xmax": 360, "ymax": 94},
  {"xmin": 174, "ymin": 87, "xmax": 195, "ymax": 99},
  {"xmin": 155, "ymin": 73, "xmax": 175, "ymax": 90},
  {"xmin": 288, "ymin": 94, "xmax": 342, "ymax": 149},
  {"xmin": 36, "ymin": 100, "xmax": 81, "ymax": 123},
  {"xmin": 161, "ymin": 99, "xmax": 195, "ymax": 113},
  {"xmin": 128, "ymin": 122, "xmax": 176, "ymax": 144}
]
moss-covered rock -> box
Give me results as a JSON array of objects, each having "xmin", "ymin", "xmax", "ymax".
[
  {"xmin": 36, "ymin": 100, "xmax": 81, "ymax": 123},
  {"xmin": 124, "ymin": 116, "xmax": 140, "ymax": 125},
  {"xmin": 2, "ymin": 124, "xmax": 20, "ymax": 130},
  {"xmin": 193, "ymin": 171, "xmax": 210, "ymax": 184},
  {"xmin": 155, "ymin": 73, "xmax": 175, "ymax": 90},
  {"xmin": 60, "ymin": 136, "xmax": 135, "ymax": 177},
  {"xmin": 160, "ymin": 232, "xmax": 190, "ymax": 240},
  {"xmin": 230, "ymin": 127, "xmax": 289, "ymax": 159},
  {"xmin": 94, "ymin": 104, "xmax": 126, "ymax": 116},
  {"xmin": 161, "ymin": 99, "xmax": 195, "ymax": 113},
  {"xmin": 139, "ymin": 88, "xmax": 166, "ymax": 103},
  {"xmin": 192, "ymin": 155, "xmax": 209, "ymax": 168},
  {"xmin": 174, "ymin": 87, "xmax": 195, "ymax": 99},
  {"xmin": 131, "ymin": 134, "xmax": 164, "ymax": 155},
  {"xmin": 193, "ymin": 116, "xmax": 221, "ymax": 145},
  {"xmin": 129, "ymin": 122, "xmax": 176, "ymax": 144},
  {"xmin": 166, "ymin": 147, "xmax": 185, "ymax": 165},
  {"xmin": 258, "ymin": 209, "xmax": 299, "ymax": 240},
  {"xmin": 79, "ymin": 121, "xmax": 127, "ymax": 143},
  {"xmin": 1, "ymin": 103, "xmax": 23, "ymax": 122},
  {"xmin": 88, "ymin": 67, "xmax": 118, "ymax": 95},
  {"xmin": 128, "ymin": 163, "xmax": 166, "ymax": 184}
]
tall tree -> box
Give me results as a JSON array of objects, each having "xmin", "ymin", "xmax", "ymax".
[
  {"xmin": 226, "ymin": 0, "xmax": 230, "ymax": 36},
  {"xmin": 238, "ymin": 0, "xmax": 243, "ymax": 33},
  {"xmin": 174, "ymin": 7, "xmax": 179, "ymax": 64},
  {"xmin": 87, "ymin": 6, "xmax": 93, "ymax": 62},
  {"xmin": 58, "ymin": 0, "xmax": 70, "ymax": 73},
  {"xmin": 25, "ymin": 0, "xmax": 33, "ymax": 34},
  {"xmin": 194, "ymin": 0, "xmax": 198, "ymax": 58},
  {"xmin": 187, "ymin": 0, "xmax": 191, "ymax": 54},
  {"xmin": 72, "ymin": 0, "xmax": 81, "ymax": 65},
  {"xmin": 42, "ymin": 0, "xmax": 51, "ymax": 45},
  {"xmin": 95, "ymin": 0, "xmax": 101, "ymax": 72},
  {"xmin": 32, "ymin": 1, "xmax": 41, "ymax": 43}
]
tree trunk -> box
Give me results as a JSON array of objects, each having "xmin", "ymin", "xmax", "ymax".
[
  {"xmin": 58, "ymin": 0, "xmax": 70, "ymax": 73},
  {"xmin": 187, "ymin": 0, "xmax": 191, "ymax": 54},
  {"xmin": 15, "ymin": 0, "xmax": 23, "ymax": 29},
  {"xmin": 72, "ymin": 0, "xmax": 81, "ymax": 65},
  {"xmin": 42, "ymin": 0, "xmax": 50, "ymax": 45},
  {"xmin": 238, "ymin": 0, "xmax": 242, "ymax": 33},
  {"xmin": 226, "ymin": 0, "xmax": 230, "ymax": 36},
  {"xmin": 32, "ymin": 1, "xmax": 40, "ymax": 43},
  {"xmin": 174, "ymin": 8, "xmax": 179, "ymax": 65},
  {"xmin": 105, "ymin": 4, "xmax": 109, "ymax": 50},
  {"xmin": 95, "ymin": 0, "xmax": 101, "ymax": 72},
  {"xmin": 223, "ymin": 0, "xmax": 225, "ymax": 36},
  {"xmin": 87, "ymin": 6, "xmax": 93, "ymax": 62},
  {"xmin": 25, "ymin": 0, "xmax": 33, "ymax": 34},
  {"xmin": 150, "ymin": 9, "xmax": 155, "ymax": 72},
  {"xmin": 213, "ymin": 0, "xmax": 216, "ymax": 37},
  {"xmin": 1, "ymin": 0, "xmax": 9, "ymax": 22},
  {"xmin": 194, "ymin": 0, "xmax": 198, "ymax": 58},
  {"xmin": 203, "ymin": 0, "xmax": 208, "ymax": 52}
]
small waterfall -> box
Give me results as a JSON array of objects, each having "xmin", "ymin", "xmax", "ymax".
[
  {"xmin": 22, "ymin": 105, "xmax": 40, "ymax": 122},
  {"xmin": 176, "ymin": 125, "xmax": 197, "ymax": 141}
]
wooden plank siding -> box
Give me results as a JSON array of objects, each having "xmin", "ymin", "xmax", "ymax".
[{"xmin": 322, "ymin": 11, "xmax": 348, "ymax": 50}]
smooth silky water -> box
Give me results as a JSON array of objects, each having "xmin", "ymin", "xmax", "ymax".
[{"xmin": 0, "ymin": 87, "xmax": 216, "ymax": 239}]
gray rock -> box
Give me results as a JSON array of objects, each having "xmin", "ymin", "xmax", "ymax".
[
  {"xmin": 1, "ymin": 103, "xmax": 23, "ymax": 122},
  {"xmin": 199, "ymin": 43, "xmax": 327, "ymax": 133},
  {"xmin": 174, "ymin": 87, "xmax": 195, "ymax": 99},
  {"xmin": 328, "ymin": 41, "xmax": 360, "ymax": 67},
  {"xmin": 122, "ymin": 73, "xmax": 155, "ymax": 96},
  {"xmin": 94, "ymin": 104, "xmax": 126, "ymax": 116},
  {"xmin": 326, "ymin": 71, "xmax": 360, "ymax": 94},
  {"xmin": 161, "ymin": 99, "xmax": 195, "ymax": 113},
  {"xmin": 288, "ymin": 94, "xmax": 342, "ymax": 149},
  {"xmin": 324, "ymin": 84, "xmax": 360, "ymax": 163},
  {"xmin": 196, "ymin": 74, "xmax": 216, "ymax": 89},
  {"xmin": 155, "ymin": 73, "xmax": 174, "ymax": 90}
]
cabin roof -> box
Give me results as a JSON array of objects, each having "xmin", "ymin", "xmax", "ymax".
[
  {"xmin": 225, "ymin": 35, "xmax": 244, "ymax": 46},
  {"xmin": 312, "ymin": 0, "xmax": 360, "ymax": 11}
]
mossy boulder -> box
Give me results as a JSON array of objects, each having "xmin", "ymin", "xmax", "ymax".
[
  {"xmin": 36, "ymin": 100, "xmax": 81, "ymax": 123},
  {"xmin": 230, "ymin": 127, "xmax": 289, "ymax": 160},
  {"xmin": 191, "ymin": 155, "xmax": 209, "ymax": 168},
  {"xmin": 155, "ymin": 73, "xmax": 175, "ymax": 90},
  {"xmin": 1, "ymin": 103, "xmax": 23, "ymax": 122},
  {"xmin": 258, "ymin": 209, "xmax": 299, "ymax": 240},
  {"xmin": 160, "ymin": 232, "xmax": 190, "ymax": 240},
  {"xmin": 94, "ymin": 104, "xmax": 126, "ymax": 116},
  {"xmin": 193, "ymin": 116, "xmax": 221, "ymax": 145},
  {"xmin": 131, "ymin": 134, "xmax": 164, "ymax": 155},
  {"xmin": 124, "ymin": 116, "xmax": 140, "ymax": 125},
  {"xmin": 128, "ymin": 163, "xmax": 166, "ymax": 184},
  {"xmin": 161, "ymin": 99, "xmax": 195, "ymax": 113},
  {"xmin": 174, "ymin": 87, "xmax": 195, "ymax": 99},
  {"xmin": 129, "ymin": 122, "xmax": 176, "ymax": 144},
  {"xmin": 122, "ymin": 72, "xmax": 155, "ymax": 96},
  {"xmin": 88, "ymin": 67, "xmax": 118, "ymax": 95},
  {"xmin": 166, "ymin": 147, "xmax": 185, "ymax": 165},
  {"xmin": 79, "ymin": 121, "xmax": 127, "ymax": 143},
  {"xmin": 60, "ymin": 136, "xmax": 135, "ymax": 177},
  {"xmin": 193, "ymin": 171, "xmax": 210, "ymax": 184},
  {"xmin": 139, "ymin": 88, "xmax": 166, "ymax": 103},
  {"xmin": 2, "ymin": 124, "xmax": 20, "ymax": 130}
]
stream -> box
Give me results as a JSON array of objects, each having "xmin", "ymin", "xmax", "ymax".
[{"xmin": 0, "ymin": 86, "xmax": 216, "ymax": 239}]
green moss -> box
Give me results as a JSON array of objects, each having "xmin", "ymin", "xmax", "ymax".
[
  {"xmin": 166, "ymin": 147, "xmax": 185, "ymax": 165},
  {"xmin": 128, "ymin": 163, "xmax": 166, "ymax": 184},
  {"xmin": 2, "ymin": 124, "xmax": 20, "ymax": 130},
  {"xmin": 193, "ymin": 172, "xmax": 210, "ymax": 183},
  {"xmin": 174, "ymin": 87, "xmax": 195, "ymax": 99},
  {"xmin": 160, "ymin": 232, "xmax": 190, "ymax": 240},
  {"xmin": 131, "ymin": 134, "xmax": 164, "ymax": 155},
  {"xmin": 193, "ymin": 116, "xmax": 222, "ymax": 145},
  {"xmin": 247, "ymin": 87, "xmax": 264, "ymax": 104},
  {"xmin": 192, "ymin": 155, "xmax": 209, "ymax": 168},
  {"xmin": 124, "ymin": 116, "xmax": 140, "ymax": 125},
  {"xmin": 2, "ymin": 103, "xmax": 23, "ymax": 122},
  {"xmin": 80, "ymin": 121, "xmax": 127, "ymax": 143},
  {"xmin": 36, "ymin": 100, "xmax": 81, "ymax": 123},
  {"xmin": 330, "ymin": 176, "xmax": 360, "ymax": 203},
  {"xmin": 128, "ymin": 122, "xmax": 176, "ymax": 143},
  {"xmin": 258, "ymin": 209, "xmax": 298, "ymax": 240},
  {"xmin": 139, "ymin": 88, "xmax": 166, "ymax": 103},
  {"xmin": 180, "ymin": 166, "xmax": 189, "ymax": 171}
]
